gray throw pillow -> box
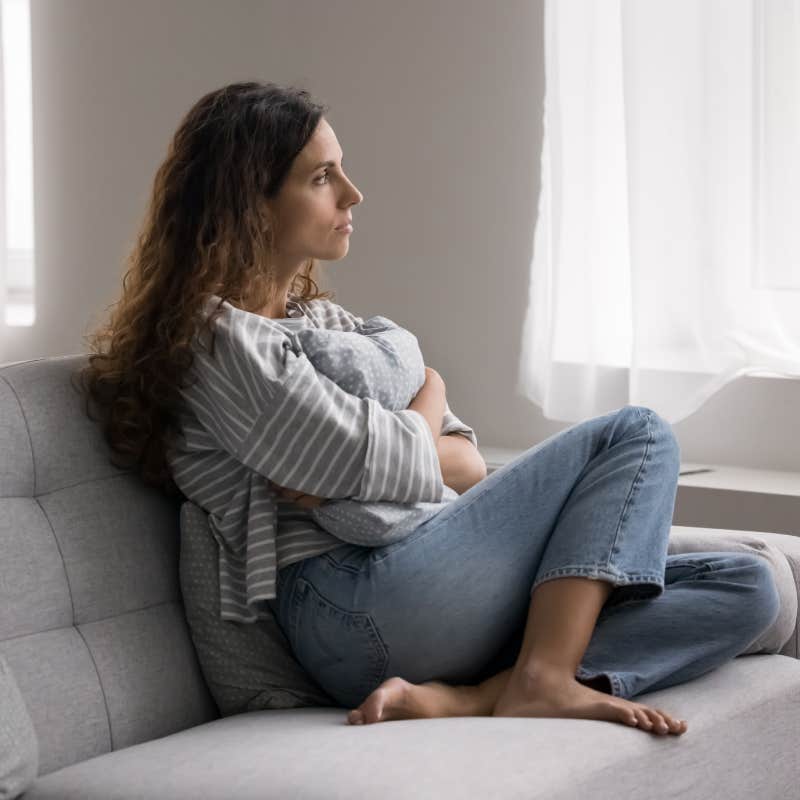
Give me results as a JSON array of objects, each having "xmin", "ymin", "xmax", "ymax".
[
  {"xmin": 293, "ymin": 314, "xmax": 426, "ymax": 409},
  {"xmin": 0, "ymin": 655, "xmax": 38, "ymax": 800},
  {"xmin": 293, "ymin": 315, "xmax": 459, "ymax": 545},
  {"xmin": 178, "ymin": 500, "xmax": 337, "ymax": 714}
]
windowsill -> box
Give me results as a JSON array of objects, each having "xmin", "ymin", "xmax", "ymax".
[
  {"xmin": 481, "ymin": 447, "xmax": 800, "ymax": 497},
  {"xmin": 480, "ymin": 446, "xmax": 800, "ymax": 536},
  {"xmin": 673, "ymin": 462, "xmax": 800, "ymax": 497}
]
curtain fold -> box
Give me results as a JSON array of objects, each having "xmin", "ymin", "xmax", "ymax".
[{"xmin": 518, "ymin": 0, "xmax": 800, "ymax": 425}]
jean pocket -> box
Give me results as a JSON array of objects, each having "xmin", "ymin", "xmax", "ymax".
[
  {"xmin": 288, "ymin": 577, "xmax": 389, "ymax": 709},
  {"xmin": 321, "ymin": 543, "xmax": 372, "ymax": 573}
]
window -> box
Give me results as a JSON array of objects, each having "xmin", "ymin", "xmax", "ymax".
[{"xmin": 1, "ymin": 0, "xmax": 35, "ymax": 327}]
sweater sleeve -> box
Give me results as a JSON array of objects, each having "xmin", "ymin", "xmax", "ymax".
[
  {"xmin": 440, "ymin": 401, "xmax": 479, "ymax": 449},
  {"xmin": 187, "ymin": 308, "xmax": 445, "ymax": 504}
]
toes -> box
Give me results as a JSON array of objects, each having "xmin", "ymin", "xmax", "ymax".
[
  {"xmin": 630, "ymin": 705, "xmax": 688, "ymax": 736},
  {"xmin": 655, "ymin": 708, "xmax": 686, "ymax": 735},
  {"xmin": 646, "ymin": 708, "xmax": 669, "ymax": 734},
  {"xmin": 634, "ymin": 708, "xmax": 653, "ymax": 730},
  {"xmin": 619, "ymin": 705, "xmax": 639, "ymax": 727}
]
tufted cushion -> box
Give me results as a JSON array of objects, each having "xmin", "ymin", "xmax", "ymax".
[
  {"xmin": 0, "ymin": 655, "xmax": 38, "ymax": 800},
  {"xmin": 179, "ymin": 500, "xmax": 337, "ymax": 714},
  {"xmin": 0, "ymin": 356, "xmax": 218, "ymax": 778}
]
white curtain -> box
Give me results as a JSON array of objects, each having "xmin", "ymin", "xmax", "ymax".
[
  {"xmin": 0, "ymin": 0, "xmax": 35, "ymax": 332},
  {"xmin": 517, "ymin": 0, "xmax": 800, "ymax": 425}
]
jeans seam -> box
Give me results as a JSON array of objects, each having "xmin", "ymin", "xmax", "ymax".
[{"xmin": 601, "ymin": 409, "xmax": 654, "ymax": 573}]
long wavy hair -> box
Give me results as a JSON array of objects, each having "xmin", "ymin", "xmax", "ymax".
[{"xmin": 71, "ymin": 81, "xmax": 334, "ymax": 499}]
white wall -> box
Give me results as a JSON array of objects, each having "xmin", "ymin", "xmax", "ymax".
[{"xmin": 4, "ymin": 0, "xmax": 799, "ymax": 473}]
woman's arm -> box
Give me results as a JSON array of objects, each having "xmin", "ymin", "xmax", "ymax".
[
  {"xmin": 406, "ymin": 367, "xmax": 446, "ymax": 446},
  {"xmin": 410, "ymin": 367, "xmax": 485, "ymax": 493},
  {"xmin": 437, "ymin": 433, "xmax": 487, "ymax": 495},
  {"xmin": 270, "ymin": 367, "xmax": 484, "ymax": 504}
]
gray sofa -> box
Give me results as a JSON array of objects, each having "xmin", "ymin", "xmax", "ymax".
[{"xmin": 2, "ymin": 353, "xmax": 799, "ymax": 800}]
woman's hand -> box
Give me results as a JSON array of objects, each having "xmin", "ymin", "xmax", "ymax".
[{"xmin": 268, "ymin": 480, "xmax": 328, "ymax": 508}]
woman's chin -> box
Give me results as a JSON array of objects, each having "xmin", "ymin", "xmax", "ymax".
[{"xmin": 326, "ymin": 243, "xmax": 350, "ymax": 259}]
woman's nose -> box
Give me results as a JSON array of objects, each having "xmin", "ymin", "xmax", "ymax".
[{"xmin": 348, "ymin": 184, "xmax": 363, "ymax": 205}]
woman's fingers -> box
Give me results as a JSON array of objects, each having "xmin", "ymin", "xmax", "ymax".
[
  {"xmin": 294, "ymin": 494, "xmax": 326, "ymax": 508},
  {"xmin": 269, "ymin": 480, "xmax": 295, "ymax": 497},
  {"xmin": 269, "ymin": 480, "xmax": 326, "ymax": 508}
]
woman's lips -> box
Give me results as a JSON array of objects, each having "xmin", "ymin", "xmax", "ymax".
[{"xmin": 335, "ymin": 224, "xmax": 354, "ymax": 233}]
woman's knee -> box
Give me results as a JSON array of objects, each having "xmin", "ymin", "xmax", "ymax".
[{"xmin": 620, "ymin": 405, "xmax": 681, "ymax": 470}]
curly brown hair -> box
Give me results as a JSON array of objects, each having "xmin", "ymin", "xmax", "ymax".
[{"xmin": 71, "ymin": 81, "xmax": 334, "ymax": 499}]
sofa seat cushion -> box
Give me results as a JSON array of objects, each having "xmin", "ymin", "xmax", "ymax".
[{"xmin": 24, "ymin": 654, "xmax": 800, "ymax": 800}]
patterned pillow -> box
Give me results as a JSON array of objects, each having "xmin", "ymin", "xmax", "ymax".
[
  {"xmin": 293, "ymin": 314, "xmax": 426, "ymax": 409},
  {"xmin": 294, "ymin": 315, "xmax": 459, "ymax": 544},
  {"xmin": 178, "ymin": 500, "xmax": 337, "ymax": 715},
  {"xmin": 0, "ymin": 655, "xmax": 38, "ymax": 799}
]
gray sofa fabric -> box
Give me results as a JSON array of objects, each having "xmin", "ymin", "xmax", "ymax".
[
  {"xmin": 0, "ymin": 356, "xmax": 218, "ymax": 778},
  {"xmin": 0, "ymin": 655, "xmax": 38, "ymax": 800},
  {"xmin": 22, "ymin": 656, "xmax": 800, "ymax": 800},
  {"xmin": 2, "ymin": 353, "xmax": 800, "ymax": 799}
]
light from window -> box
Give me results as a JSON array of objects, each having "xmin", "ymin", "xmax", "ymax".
[{"xmin": 2, "ymin": 0, "xmax": 35, "ymax": 327}]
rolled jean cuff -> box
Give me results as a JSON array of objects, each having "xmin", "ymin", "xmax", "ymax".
[
  {"xmin": 531, "ymin": 567, "xmax": 666, "ymax": 607},
  {"xmin": 575, "ymin": 665, "xmax": 628, "ymax": 698}
]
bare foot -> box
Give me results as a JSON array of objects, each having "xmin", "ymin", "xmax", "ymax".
[
  {"xmin": 492, "ymin": 667, "xmax": 688, "ymax": 736},
  {"xmin": 346, "ymin": 676, "xmax": 482, "ymax": 725}
]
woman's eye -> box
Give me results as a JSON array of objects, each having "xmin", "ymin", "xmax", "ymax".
[{"xmin": 314, "ymin": 172, "xmax": 329, "ymax": 185}]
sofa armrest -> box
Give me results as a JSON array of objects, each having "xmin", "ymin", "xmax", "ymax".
[{"xmin": 668, "ymin": 526, "xmax": 799, "ymax": 660}]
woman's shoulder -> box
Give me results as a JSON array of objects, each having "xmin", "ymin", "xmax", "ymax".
[
  {"xmin": 193, "ymin": 295, "xmax": 296, "ymax": 369},
  {"xmin": 199, "ymin": 292, "xmax": 364, "ymax": 335},
  {"xmin": 292, "ymin": 294, "xmax": 365, "ymax": 332}
]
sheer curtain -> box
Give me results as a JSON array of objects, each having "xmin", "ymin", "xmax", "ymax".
[
  {"xmin": 0, "ymin": 0, "xmax": 35, "ymax": 333},
  {"xmin": 517, "ymin": 0, "xmax": 800, "ymax": 425}
]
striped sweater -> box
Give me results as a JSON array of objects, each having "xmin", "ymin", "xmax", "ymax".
[{"xmin": 166, "ymin": 293, "xmax": 478, "ymax": 622}]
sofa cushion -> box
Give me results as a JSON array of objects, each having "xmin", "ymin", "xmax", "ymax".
[
  {"xmin": 0, "ymin": 356, "xmax": 219, "ymax": 779},
  {"xmin": 0, "ymin": 655, "xmax": 38, "ymax": 800},
  {"xmin": 179, "ymin": 501, "xmax": 336, "ymax": 714},
  {"xmin": 667, "ymin": 526, "xmax": 798, "ymax": 655},
  {"xmin": 22, "ymin": 653, "xmax": 800, "ymax": 800}
]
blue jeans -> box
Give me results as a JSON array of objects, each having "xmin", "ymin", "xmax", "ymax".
[{"xmin": 267, "ymin": 405, "xmax": 780, "ymax": 710}]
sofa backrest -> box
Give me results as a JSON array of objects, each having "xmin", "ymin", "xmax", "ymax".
[{"xmin": 0, "ymin": 355, "xmax": 218, "ymax": 777}]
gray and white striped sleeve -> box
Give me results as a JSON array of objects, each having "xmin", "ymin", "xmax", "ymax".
[
  {"xmin": 192, "ymin": 309, "xmax": 445, "ymax": 504},
  {"xmin": 441, "ymin": 401, "xmax": 479, "ymax": 449}
]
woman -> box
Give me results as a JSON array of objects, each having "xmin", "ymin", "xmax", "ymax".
[{"xmin": 75, "ymin": 81, "xmax": 780, "ymax": 738}]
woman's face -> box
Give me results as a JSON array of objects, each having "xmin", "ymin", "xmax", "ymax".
[{"xmin": 264, "ymin": 117, "xmax": 363, "ymax": 276}]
